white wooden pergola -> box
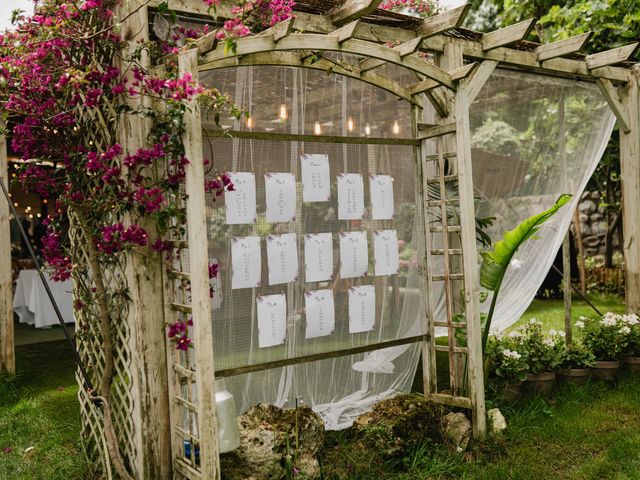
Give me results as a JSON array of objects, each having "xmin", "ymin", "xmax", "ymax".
[{"xmin": 1, "ymin": 2, "xmax": 639, "ymax": 479}]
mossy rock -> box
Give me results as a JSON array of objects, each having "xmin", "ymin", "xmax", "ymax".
[{"xmin": 352, "ymin": 393, "xmax": 444, "ymax": 458}]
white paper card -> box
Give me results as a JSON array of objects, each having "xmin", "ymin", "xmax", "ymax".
[
  {"xmin": 339, "ymin": 231, "xmax": 369, "ymax": 279},
  {"xmin": 225, "ymin": 172, "xmax": 257, "ymax": 225},
  {"xmin": 267, "ymin": 233, "xmax": 299, "ymax": 285},
  {"xmin": 349, "ymin": 285, "xmax": 376, "ymax": 333},
  {"xmin": 257, "ymin": 294, "xmax": 287, "ymax": 348},
  {"xmin": 369, "ymin": 175, "xmax": 395, "ymax": 220},
  {"xmin": 231, "ymin": 236, "xmax": 261, "ymax": 289},
  {"xmin": 265, "ymin": 173, "xmax": 297, "ymax": 223},
  {"xmin": 304, "ymin": 233, "xmax": 334, "ymax": 283},
  {"xmin": 305, "ymin": 290, "xmax": 335, "ymax": 339},
  {"xmin": 301, "ymin": 154, "xmax": 331, "ymax": 202},
  {"xmin": 374, "ymin": 230, "xmax": 400, "ymax": 276},
  {"xmin": 337, "ymin": 173, "xmax": 365, "ymax": 220}
]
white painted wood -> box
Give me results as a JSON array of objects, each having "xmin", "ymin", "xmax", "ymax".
[
  {"xmin": 597, "ymin": 78, "xmax": 631, "ymax": 133},
  {"xmin": 180, "ymin": 48, "xmax": 221, "ymax": 479},
  {"xmin": 535, "ymin": 32, "xmax": 593, "ymax": 61},
  {"xmin": 417, "ymin": 4, "xmax": 471, "ymax": 37},
  {"xmin": 620, "ymin": 73, "xmax": 640, "ymax": 312},
  {"xmin": 0, "ymin": 119, "xmax": 13, "ymax": 375},
  {"xmin": 481, "ymin": 18, "xmax": 537, "ymax": 51},
  {"xmin": 586, "ymin": 43, "xmax": 640, "ymax": 70},
  {"xmin": 327, "ymin": 0, "xmax": 382, "ymax": 26}
]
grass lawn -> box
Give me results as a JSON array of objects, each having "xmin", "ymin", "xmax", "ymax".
[{"xmin": 1, "ymin": 294, "xmax": 636, "ymax": 479}]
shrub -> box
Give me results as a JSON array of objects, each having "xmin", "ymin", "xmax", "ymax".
[
  {"xmin": 559, "ymin": 343, "xmax": 595, "ymax": 370},
  {"xmin": 578, "ymin": 313, "xmax": 630, "ymax": 360},
  {"xmin": 486, "ymin": 335, "xmax": 529, "ymax": 383},
  {"xmin": 508, "ymin": 320, "xmax": 563, "ymax": 374}
]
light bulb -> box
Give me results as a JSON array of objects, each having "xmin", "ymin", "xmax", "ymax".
[
  {"xmin": 347, "ymin": 117, "xmax": 355, "ymax": 132},
  {"xmin": 246, "ymin": 116, "xmax": 254, "ymax": 129},
  {"xmin": 364, "ymin": 123, "xmax": 371, "ymax": 136},
  {"xmin": 279, "ymin": 104, "xmax": 288, "ymax": 121},
  {"xmin": 13, "ymin": 202, "xmax": 18, "ymax": 207},
  {"xmin": 43, "ymin": 199, "xmax": 48, "ymax": 204},
  {"xmin": 393, "ymin": 120, "xmax": 400, "ymax": 135},
  {"xmin": 314, "ymin": 121, "xmax": 322, "ymax": 135}
]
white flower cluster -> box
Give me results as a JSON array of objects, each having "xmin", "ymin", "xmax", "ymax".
[
  {"xmin": 575, "ymin": 320, "xmax": 585, "ymax": 329},
  {"xmin": 508, "ymin": 330, "xmax": 523, "ymax": 339},
  {"xmin": 502, "ymin": 349, "xmax": 522, "ymax": 360},
  {"xmin": 621, "ymin": 314, "xmax": 640, "ymax": 326},
  {"xmin": 619, "ymin": 326, "xmax": 631, "ymax": 335},
  {"xmin": 600, "ymin": 313, "xmax": 618, "ymax": 327},
  {"xmin": 543, "ymin": 338, "xmax": 555, "ymax": 347}
]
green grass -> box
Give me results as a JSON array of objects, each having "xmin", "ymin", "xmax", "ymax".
[{"xmin": 0, "ymin": 341, "xmax": 91, "ymax": 480}]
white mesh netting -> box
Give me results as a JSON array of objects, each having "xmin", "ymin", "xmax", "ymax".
[{"xmin": 198, "ymin": 66, "xmax": 614, "ymax": 429}]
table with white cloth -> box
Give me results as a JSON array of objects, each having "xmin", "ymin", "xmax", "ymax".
[{"xmin": 13, "ymin": 269, "xmax": 75, "ymax": 329}]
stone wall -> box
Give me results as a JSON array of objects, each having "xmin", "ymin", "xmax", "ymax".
[{"xmin": 575, "ymin": 191, "xmax": 620, "ymax": 257}]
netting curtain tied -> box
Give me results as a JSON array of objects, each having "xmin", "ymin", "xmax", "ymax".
[{"xmin": 199, "ymin": 66, "xmax": 614, "ymax": 430}]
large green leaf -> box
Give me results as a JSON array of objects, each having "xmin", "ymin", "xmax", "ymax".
[{"xmin": 480, "ymin": 194, "xmax": 572, "ymax": 291}]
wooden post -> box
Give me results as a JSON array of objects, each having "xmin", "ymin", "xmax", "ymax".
[
  {"xmin": 179, "ymin": 48, "xmax": 221, "ymax": 480},
  {"xmin": 620, "ymin": 72, "xmax": 640, "ymax": 313},
  {"xmin": 118, "ymin": 2, "xmax": 172, "ymax": 477},
  {"xmin": 573, "ymin": 208, "xmax": 587, "ymax": 295},
  {"xmin": 0, "ymin": 120, "xmax": 14, "ymax": 375},
  {"xmin": 559, "ymin": 95, "xmax": 572, "ymax": 343}
]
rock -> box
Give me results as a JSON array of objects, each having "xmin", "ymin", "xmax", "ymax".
[
  {"xmin": 579, "ymin": 200, "xmax": 597, "ymax": 214},
  {"xmin": 352, "ymin": 393, "xmax": 443, "ymax": 458},
  {"xmin": 220, "ymin": 403, "xmax": 324, "ymax": 480},
  {"xmin": 441, "ymin": 412, "xmax": 471, "ymax": 452},
  {"xmin": 487, "ymin": 408, "xmax": 507, "ymax": 436},
  {"xmin": 584, "ymin": 235, "xmax": 603, "ymax": 248}
]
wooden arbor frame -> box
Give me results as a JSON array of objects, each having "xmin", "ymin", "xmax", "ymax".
[{"xmin": 1, "ymin": 1, "xmax": 639, "ymax": 479}]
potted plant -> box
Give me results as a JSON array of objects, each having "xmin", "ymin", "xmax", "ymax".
[
  {"xmin": 513, "ymin": 320, "xmax": 561, "ymax": 394},
  {"xmin": 557, "ymin": 342, "xmax": 595, "ymax": 386},
  {"xmin": 619, "ymin": 314, "xmax": 640, "ymax": 374},
  {"xmin": 580, "ymin": 313, "xmax": 629, "ymax": 381},
  {"xmin": 485, "ymin": 335, "xmax": 528, "ymax": 402}
]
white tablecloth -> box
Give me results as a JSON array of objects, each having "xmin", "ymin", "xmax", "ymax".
[{"xmin": 13, "ymin": 270, "xmax": 75, "ymax": 328}]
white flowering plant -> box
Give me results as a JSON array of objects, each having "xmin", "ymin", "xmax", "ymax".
[
  {"xmin": 510, "ymin": 320, "xmax": 563, "ymax": 374},
  {"xmin": 559, "ymin": 343, "xmax": 595, "ymax": 370},
  {"xmin": 619, "ymin": 313, "xmax": 640, "ymax": 356},
  {"xmin": 581, "ymin": 312, "xmax": 630, "ymax": 360},
  {"xmin": 485, "ymin": 335, "xmax": 529, "ymax": 383}
]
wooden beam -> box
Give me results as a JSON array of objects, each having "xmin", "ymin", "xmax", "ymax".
[
  {"xmin": 535, "ymin": 32, "xmax": 593, "ymax": 61},
  {"xmin": 329, "ymin": 19, "xmax": 361, "ymax": 43},
  {"xmin": 481, "ymin": 18, "xmax": 537, "ymax": 51},
  {"xmin": 465, "ymin": 60, "xmax": 497, "ymax": 103},
  {"xmin": 326, "ymin": 0, "xmax": 382, "ymax": 27},
  {"xmin": 425, "ymin": 88, "xmax": 449, "ymax": 117},
  {"xmin": 586, "ymin": 42, "xmax": 640, "ymax": 70},
  {"xmin": 259, "ymin": 16, "xmax": 296, "ymax": 41},
  {"xmin": 0, "ymin": 119, "xmax": 13, "ymax": 375},
  {"xmin": 417, "ymin": 122, "xmax": 456, "ymax": 139},
  {"xmin": 417, "ymin": 4, "xmax": 471, "ymax": 37},
  {"xmin": 410, "ymin": 63, "xmax": 477, "ymax": 94},
  {"xmin": 597, "ymin": 78, "xmax": 631, "ymax": 133},
  {"xmin": 619, "ymin": 74, "xmax": 640, "ymax": 312},
  {"xmin": 179, "ymin": 48, "xmax": 221, "ymax": 480},
  {"xmin": 356, "ymin": 36, "xmax": 424, "ymax": 73}
]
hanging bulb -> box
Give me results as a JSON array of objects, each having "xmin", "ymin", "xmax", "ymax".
[
  {"xmin": 347, "ymin": 117, "xmax": 355, "ymax": 132},
  {"xmin": 393, "ymin": 120, "xmax": 400, "ymax": 135},
  {"xmin": 279, "ymin": 104, "xmax": 288, "ymax": 121},
  {"xmin": 364, "ymin": 123, "xmax": 371, "ymax": 136},
  {"xmin": 246, "ymin": 116, "xmax": 254, "ymax": 129},
  {"xmin": 314, "ymin": 121, "xmax": 322, "ymax": 135}
]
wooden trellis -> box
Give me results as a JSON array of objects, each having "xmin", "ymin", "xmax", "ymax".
[{"xmin": 1, "ymin": 2, "xmax": 639, "ymax": 480}]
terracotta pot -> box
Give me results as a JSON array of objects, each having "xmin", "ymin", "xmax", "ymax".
[
  {"xmin": 591, "ymin": 360, "xmax": 619, "ymax": 381},
  {"xmin": 621, "ymin": 356, "xmax": 640, "ymax": 374},
  {"xmin": 525, "ymin": 371, "xmax": 556, "ymax": 395},
  {"xmin": 557, "ymin": 368, "xmax": 591, "ymax": 386}
]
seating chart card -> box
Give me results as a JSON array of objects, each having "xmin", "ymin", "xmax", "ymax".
[
  {"xmin": 265, "ymin": 172, "xmax": 297, "ymax": 223},
  {"xmin": 369, "ymin": 175, "xmax": 395, "ymax": 220},
  {"xmin": 225, "ymin": 172, "xmax": 257, "ymax": 225},
  {"xmin": 304, "ymin": 289, "xmax": 335, "ymax": 339},
  {"xmin": 231, "ymin": 236, "xmax": 261, "ymax": 289},
  {"xmin": 373, "ymin": 230, "xmax": 400, "ymax": 276},
  {"xmin": 349, "ymin": 285, "xmax": 376, "ymax": 333},
  {"xmin": 301, "ymin": 154, "xmax": 331, "ymax": 202},
  {"xmin": 257, "ymin": 294, "xmax": 287, "ymax": 348},
  {"xmin": 339, "ymin": 231, "xmax": 369, "ymax": 279},
  {"xmin": 337, "ymin": 173, "xmax": 365, "ymax": 220},
  {"xmin": 267, "ymin": 233, "xmax": 299, "ymax": 285},
  {"xmin": 304, "ymin": 233, "xmax": 334, "ymax": 283}
]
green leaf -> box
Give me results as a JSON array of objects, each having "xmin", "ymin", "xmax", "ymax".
[{"xmin": 480, "ymin": 194, "xmax": 572, "ymax": 291}]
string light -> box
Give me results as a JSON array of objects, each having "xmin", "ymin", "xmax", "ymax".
[
  {"xmin": 246, "ymin": 116, "xmax": 254, "ymax": 129},
  {"xmin": 13, "ymin": 202, "xmax": 18, "ymax": 207},
  {"xmin": 314, "ymin": 121, "xmax": 322, "ymax": 135},
  {"xmin": 347, "ymin": 117, "xmax": 355, "ymax": 132},
  {"xmin": 279, "ymin": 104, "xmax": 288, "ymax": 121},
  {"xmin": 364, "ymin": 123, "xmax": 371, "ymax": 136},
  {"xmin": 393, "ymin": 120, "xmax": 400, "ymax": 135},
  {"xmin": 43, "ymin": 199, "xmax": 48, "ymax": 204}
]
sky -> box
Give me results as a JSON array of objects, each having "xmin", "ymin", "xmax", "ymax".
[{"xmin": 0, "ymin": 0, "xmax": 468, "ymax": 31}]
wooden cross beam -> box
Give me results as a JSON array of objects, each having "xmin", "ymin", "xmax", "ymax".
[
  {"xmin": 535, "ymin": 32, "xmax": 593, "ymax": 61},
  {"xmin": 417, "ymin": 4, "xmax": 471, "ymax": 37},
  {"xmin": 596, "ymin": 78, "xmax": 631, "ymax": 133},
  {"xmin": 258, "ymin": 17, "xmax": 296, "ymax": 41},
  {"xmin": 326, "ymin": 0, "xmax": 383, "ymax": 27},
  {"xmin": 410, "ymin": 63, "xmax": 477, "ymax": 95},
  {"xmin": 586, "ymin": 42, "xmax": 640, "ymax": 70},
  {"xmin": 329, "ymin": 19, "xmax": 361, "ymax": 43},
  {"xmin": 357, "ymin": 36, "xmax": 424, "ymax": 73},
  {"xmin": 481, "ymin": 18, "xmax": 537, "ymax": 51}
]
